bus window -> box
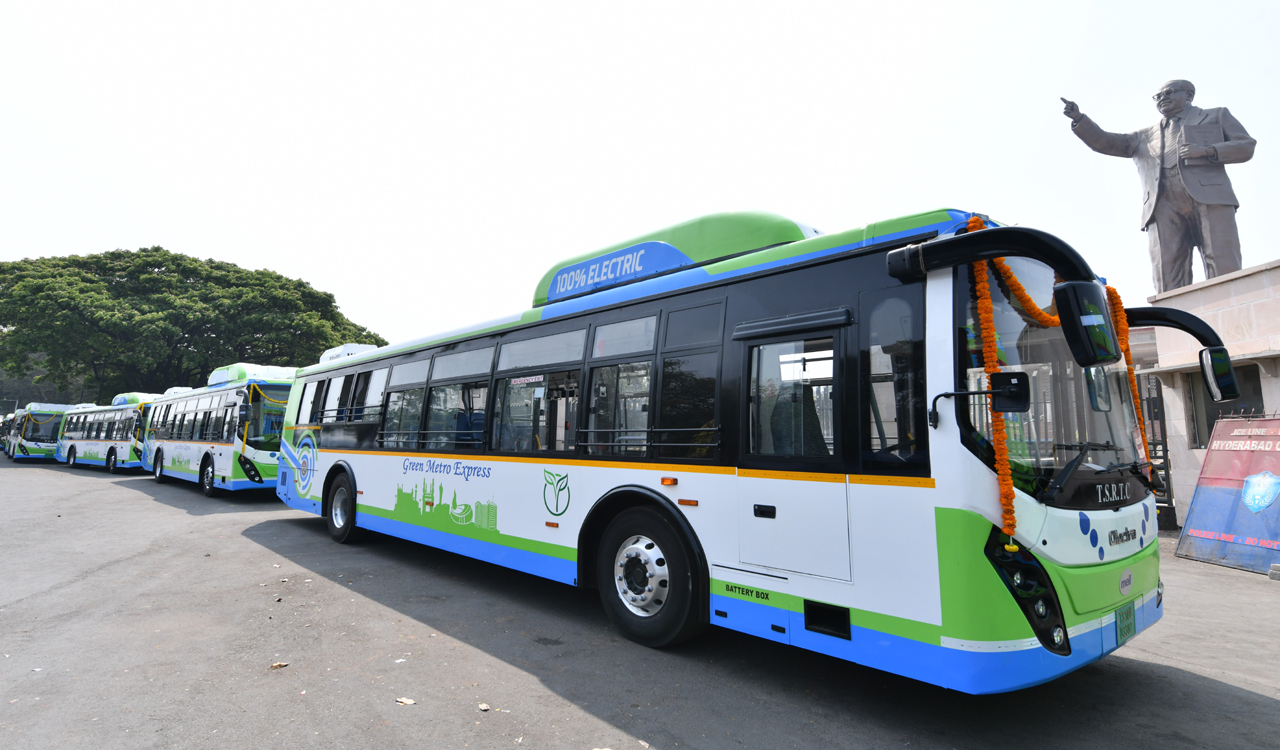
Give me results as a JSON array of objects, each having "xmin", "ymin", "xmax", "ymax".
[
  {"xmin": 860, "ymin": 287, "xmax": 928, "ymax": 473},
  {"xmin": 424, "ymin": 381, "xmax": 488, "ymax": 450},
  {"xmin": 586, "ymin": 361, "xmax": 651, "ymax": 456},
  {"xmin": 749, "ymin": 338, "xmax": 835, "ymax": 458},
  {"xmin": 297, "ymin": 381, "xmax": 320, "ymax": 425},
  {"xmin": 665, "ymin": 303, "xmax": 723, "ymax": 350},
  {"xmin": 320, "ymin": 376, "xmax": 351, "ymax": 423},
  {"xmin": 492, "ymin": 371, "xmax": 579, "ymax": 453},
  {"xmin": 592, "ymin": 317, "xmax": 657, "ymax": 359},
  {"xmin": 657, "ymin": 352, "xmax": 719, "ymax": 459},
  {"xmin": 350, "ymin": 368, "xmax": 389, "ymax": 422},
  {"xmin": 433, "ymin": 347, "xmax": 495, "ymax": 381},
  {"xmin": 388, "ymin": 359, "xmax": 431, "ymax": 388},
  {"xmin": 209, "ymin": 409, "xmax": 225, "ymax": 442},
  {"xmin": 246, "ymin": 385, "xmax": 289, "ymax": 452},
  {"xmin": 382, "ymin": 387, "xmax": 425, "ymax": 450},
  {"xmin": 174, "ymin": 411, "xmax": 189, "ymax": 441},
  {"xmin": 223, "ymin": 406, "xmax": 237, "ymax": 442},
  {"xmin": 498, "ymin": 331, "xmax": 585, "ymax": 372},
  {"xmin": 93, "ymin": 415, "xmax": 104, "ymax": 440}
]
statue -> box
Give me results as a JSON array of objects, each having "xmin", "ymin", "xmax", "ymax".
[{"xmin": 1061, "ymin": 81, "xmax": 1256, "ymax": 293}]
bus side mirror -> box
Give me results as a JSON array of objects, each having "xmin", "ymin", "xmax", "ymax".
[
  {"xmin": 238, "ymin": 405, "xmax": 250, "ymax": 422},
  {"xmin": 1053, "ymin": 281, "xmax": 1122, "ymax": 367},
  {"xmin": 989, "ymin": 372, "xmax": 1031, "ymax": 413},
  {"xmin": 1200, "ymin": 346, "xmax": 1240, "ymax": 402}
]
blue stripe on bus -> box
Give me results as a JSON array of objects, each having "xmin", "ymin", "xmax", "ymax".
[
  {"xmin": 709, "ymin": 590, "xmax": 1162, "ymax": 694},
  {"xmin": 355, "ymin": 513, "xmax": 578, "ymax": 586},
  {"xmin": 538, "ymin": 214, "xmax": 969, "ymax": 321}
]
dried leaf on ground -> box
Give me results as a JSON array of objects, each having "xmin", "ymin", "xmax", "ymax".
[
  {"xmin": 396, "ymin": 697, "xmax": 416, "ymax": 705},
  {"xmin": 479, "ymin": 703, "xmax": 490, "ymax": 711},
  {"xmin": 270, "ymin": 662, "xmax": 289, "ymax": 669},
  {"xmin": 395, "ymin": 659, "xmax": 406, "ymax": 663}
]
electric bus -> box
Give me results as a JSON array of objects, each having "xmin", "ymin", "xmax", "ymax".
[
  {"xmin": 143, "ymin": 363, "xmax": 295, "ymax": 495},
  {"xmin": 274, "ymin": 209, "xmax": 1236, "ymax": 694},
  {"xmin": 6, "ymin": 403, "xmax": 86, "ymax": 461},
  {"xmin": 56, "ymin": 392, "xmax": 163, "ymax": 472}
]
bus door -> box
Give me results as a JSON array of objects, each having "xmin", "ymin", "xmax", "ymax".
[{"xmin": 737, "ymin": 331, "xmax": 850, "ymax": 583}]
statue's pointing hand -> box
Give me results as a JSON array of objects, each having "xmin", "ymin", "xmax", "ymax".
[{"xmin": 1060, "ymin": 97, "xmax": 1084, "ymax": 124}]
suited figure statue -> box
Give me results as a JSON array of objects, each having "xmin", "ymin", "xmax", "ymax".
[{"xmin": 1062, "ymin": 81, "xmax": 1256, "ymax": 292}]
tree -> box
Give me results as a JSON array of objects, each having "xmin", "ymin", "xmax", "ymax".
[{"xmin": 0, "ymin": 247, "xmax": 387, "ymax": 402}]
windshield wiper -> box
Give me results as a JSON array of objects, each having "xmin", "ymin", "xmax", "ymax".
[
  {"xmin": 1039, "ymin": 441, "xmax": 1122, "ymax": 505},
  {"xmin": 1096, "ymin": 460, "xmax": 1163, "ymax": 493}
]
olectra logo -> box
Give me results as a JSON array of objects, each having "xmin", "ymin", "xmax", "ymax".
[
  {"xmin": 1109, "ymin": 527, "xmax": 1137, "ymax": 546},
  {"xmin": 1119, "ymin": 567, "xmax": 1133, "ymax": 596}
]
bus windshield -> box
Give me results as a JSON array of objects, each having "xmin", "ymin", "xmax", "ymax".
[
  {"xmin": 957, "ymin": 258, "xmax": 1144, "ymax": 497},
  {"xmin": 22, "ymin": 413, "xmax": 61, "ymax": 442},
  {"xmin": 244, "ymin": 385, "xmax": 290, "ymax": 453}
]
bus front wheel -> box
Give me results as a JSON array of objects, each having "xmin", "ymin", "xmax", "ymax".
[
  {"xmin": 200, "ymin": 457, "xmax": 218, "ymax": 497},
  {"xmin": 106, "ymin": 449, "xmax": 117, "ymax": 474},
  {"xmin": 153, "ymin": 451, "xmax": 167, "ymax": 483},
  {"xmin": 67, "ymin": 447, "xmax": 77, "ymax": 468},
  {"xmin": 596, "ymin": 507, "xmax": 702, "ymax": 648},
  {"xmin": 326, "ymin": 474, "xmax": 360, "ymax": 544}
]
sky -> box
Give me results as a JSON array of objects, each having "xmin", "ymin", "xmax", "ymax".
[{"xmin": 1, "ymin": 1, "xmax": 1275, "ymax": 350}]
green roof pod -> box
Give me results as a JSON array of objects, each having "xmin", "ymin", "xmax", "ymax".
[
  {"xmin": 207, "ymin": 363, "xmax": 299, "ymax": 386},
  {"xmin": 111, "ymin": 392, "xmax": 163, "ymax": 406},
  {"xmin": 532, "ymin": 211, "xmax": 820, "ymax": 307}
]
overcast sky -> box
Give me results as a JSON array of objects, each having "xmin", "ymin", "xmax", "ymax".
[{"xmin": 2, "ymin": 1, "xmax": 1275, "ymax": 351}]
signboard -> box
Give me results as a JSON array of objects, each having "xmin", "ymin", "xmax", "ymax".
[{"xmin": 1176, "ymin": 417, "xmax": 1280, "ymax": 573}]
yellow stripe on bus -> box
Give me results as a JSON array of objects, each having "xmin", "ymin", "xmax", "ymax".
[
  {"xmin": 847, "ymin": 474, "xmax": 936, "ymax": 488},
  {"xmin": 737, "ymin": 468, "xmax": 846, "ymax": 484},
  {"xmin": 315, "ymin": 448, "xmax": 737, "ymax": 475}
]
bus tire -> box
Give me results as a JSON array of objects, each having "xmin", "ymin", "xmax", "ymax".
[
  {"xmin": 326, "ymin": 474, "xmax": 360, "ymax": 544},
  {"xmin": 200, "ymin": 456, "xmax": 218, "ymax": 497},
  {"xmin": 67, "ymin": 447, "xmax": 77, "ymax": 468},
  {"xmin": 597, "ymin": 506, "xmax": 702, "ymax": 648},
  {"xmin": 153, "ymin": 451, "xmax": 167, "ymax": 483},
  {"xmin": 106, "ymin": 449, "xmax": 118, "ymax": 474}
]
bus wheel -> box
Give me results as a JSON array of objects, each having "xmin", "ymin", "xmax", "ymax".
[
  {"xmin": 106, "ymin": 450, "xmax": 117, "ymax": 474},
  {"xmin": 326, "ymin": 474, "xmax": 360, "ymax": 544},
  {"xmin": 200, "ymin": 457, "xmax": 218, "ymax": 497},
  {"xmin": 67, "ymin": 447, "xmax": 77, "ymax": 468},
  {"xmin": 597, "ymin": 507, "xmax": 702, "ymax": 648},
  {"xmin": 153, "ymin": 451, "xmax": 167, "ymax": 483}
]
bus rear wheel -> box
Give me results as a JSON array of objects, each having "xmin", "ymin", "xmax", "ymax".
[
  {"xmin": 153, "ymin": 451, "xmax": 167, "ymax": 483},
  {"xmin": 326, "ymin": 474, "xmax": 360, "ymax": 544},
  {"xmin": 67, "ymin": 447, "xmax": 77, "ymax": 468},
  {"xmin": 200, "ymin": 457, "xmax": 218, "ymax": 497},
  {"xmin": 596, "ymin": 507, "xmax": 703, "ymax": 648},
  {"xmin": 106, "ymin": 449, "xmax": 117, "ymax": 474}
]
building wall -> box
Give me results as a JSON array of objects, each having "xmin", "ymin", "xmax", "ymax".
[{"xmin": 1146, "ymin": 260, "xmax": 1280, "ymax": 525}]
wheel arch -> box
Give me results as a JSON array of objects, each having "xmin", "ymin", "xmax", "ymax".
[
  {"xmin": 321, "ymin": 461, "xmax": 358, "ymax": 515},
  {"xmin": 577, "ymin": 485, "xmax": 709, "ymax": 624}
]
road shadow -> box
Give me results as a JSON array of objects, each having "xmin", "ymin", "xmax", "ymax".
[
  {"xmin": 241, "ymin": 516, "xmax": 1279, "ymax": 749},
  {"xmin": 108, "ymin": 473, "xmax": 289, "ymax": 516}
]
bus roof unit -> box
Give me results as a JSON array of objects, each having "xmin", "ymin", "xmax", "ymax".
[
  {"xmin": 532, "ymin": 211, "xmax": 819, "ymax": 307},
  {"xmin": 207, "ymin": 362, "xmax": 298, "ymax": 386},
  {"xmin": 111, "ymin": 392, "xmax": 163, "ymax": 406}
]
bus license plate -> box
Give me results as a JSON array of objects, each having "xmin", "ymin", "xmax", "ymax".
[{"xmin": 1115, "ymin": 601, "xmax": 1136, "ymax": 645}]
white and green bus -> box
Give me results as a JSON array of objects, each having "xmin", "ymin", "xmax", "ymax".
[
  {"xmin": 56, "ymin": 392, "xmax": 162, "ymax": 472},
  {"xmin": 6, "ymin": 403, "xmax": 86, "ymax": 461},
  {"xmin": 276, "ymin": 209, "xmax": 1236, "ymax": 694},
  {"xmin": 143, "ymin": 363, "xmax": 295, "ymax": 494}
]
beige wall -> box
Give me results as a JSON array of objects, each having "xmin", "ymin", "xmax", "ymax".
[{"xmin": 1146, "ymin": 259, "xmax": 1280, "ymax": 524}]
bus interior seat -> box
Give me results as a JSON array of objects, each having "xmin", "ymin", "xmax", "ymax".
[{"xmin": 770, "ymin": 385, "xmax": 831, "ymax": 458}]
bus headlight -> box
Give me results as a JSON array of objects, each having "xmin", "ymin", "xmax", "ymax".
[
  {"xmin": 1052, "ymin": 626, "xmax": 1065, "ymax": 647},
  {"xmin": 985, "ymin": 527, "xmax": 1071, "ymax": 656},
  {"xmin": 1034, "ymin": 599, "xmax": 1048, "ymax": 619}
]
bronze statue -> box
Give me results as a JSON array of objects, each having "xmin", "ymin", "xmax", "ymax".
[{"xmin": 1062, "ymin": 81, "xmax": 1255, "ymax": 292}]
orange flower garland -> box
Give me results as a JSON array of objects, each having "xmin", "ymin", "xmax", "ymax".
[
  {"xmin": 973, "ymin": 257, "xmax": 1020, "ymax": 551},
  {"xmin": 1106, "ymin": 285, "xmax": 1150, "ymax": 463},
  {"xmin": 992, "ymin": 257, "xmax": 1061, "ymax": 329}
]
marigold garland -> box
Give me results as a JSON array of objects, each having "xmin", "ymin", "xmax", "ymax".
[
  {"xmin": 1106, "ymin": 285, "xmax": 1151, "ymax": 463},
  {"xmin": 992, "ymin": 257, "xmax": 1061, "ymax": 329}
]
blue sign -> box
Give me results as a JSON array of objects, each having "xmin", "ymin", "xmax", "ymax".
[{"xmin": 546, "ymin": 241, "xmax": 691, "ymax": 303}]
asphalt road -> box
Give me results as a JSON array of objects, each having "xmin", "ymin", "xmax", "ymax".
[{"xmin": 2, "ymin": 459, "xmax": 1278, "ymax": 749}]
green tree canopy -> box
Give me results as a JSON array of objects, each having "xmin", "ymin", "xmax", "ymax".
[{"xmin": 0, "ymin": 247, "xmax": 387, "ymax": 401}]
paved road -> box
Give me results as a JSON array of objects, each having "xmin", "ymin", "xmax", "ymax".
[{"xmin": 2, "ymin": 460, "xmax": 1278, "ymax": 749}]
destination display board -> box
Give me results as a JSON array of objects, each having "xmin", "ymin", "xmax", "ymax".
[{"xmin": 1176, "ymin": 417, "xmax": 1280, "ymax": 573}]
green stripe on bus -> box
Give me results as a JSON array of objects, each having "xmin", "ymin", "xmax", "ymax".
[{"xmin": 356, "ymin": 503, "xmax": 577, "ymax": 562}]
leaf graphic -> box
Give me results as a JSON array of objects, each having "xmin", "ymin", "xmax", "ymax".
[
  {"xmin": 556, "ymin": 474, "xmax": 569, "ymax": 493},
  {"xmin": 543, "ymin": 469, "xmax": 555, "ymax": 486}
]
